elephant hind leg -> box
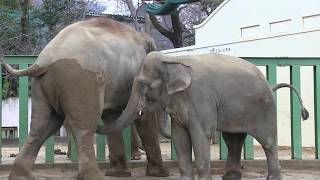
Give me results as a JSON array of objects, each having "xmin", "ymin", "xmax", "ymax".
[
  {"xmin": 66, "ymin": 117, "xmax": 105, "ymax": 180},
  {"xmin": 253, "ymin": 130, "xmax": 282, "ymax": 180},
  {"xmin": 262, "ymin": 143, "xmax": 282, "ymax": 180},
  {"xmin": 9, "ymin": 100, "xmax": 63, "ymax": 180},
  {"xmin": 222, "ymin": 132, "xmax": 246, "ymax": 180}
]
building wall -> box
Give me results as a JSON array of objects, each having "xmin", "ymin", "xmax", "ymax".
[{"xmin": 195, "ymin": 0, "xmax": 320, "ymax": 48}]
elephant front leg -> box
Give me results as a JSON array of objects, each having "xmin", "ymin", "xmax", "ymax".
[
  {"xmin": 189, "ymin": 124, "xmax": 212, "ymax": 180},
  {"xmin": 135, "ymin": 112, "xmax": 169, "ymax": 177},
  {"xmin": 102, "ymin": 109, "xmax": 131, "ymax": 177},
  {"xmin": 172, "ymin": 121, "xmax": 194, "ymax": 180},
  {"xmin": 105, "ymin": 131, "xmax": 131, "ymax": 177}
]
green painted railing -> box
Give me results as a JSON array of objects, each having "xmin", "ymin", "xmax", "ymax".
[{"xmin": 0, "ymin": 56, "xmax": 320, "ymax": 164}]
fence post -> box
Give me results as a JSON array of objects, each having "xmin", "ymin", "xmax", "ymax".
[
  {"xmin": 123, "ymin": 126, "xmax": 131, "ymax": 161},
  {"xmin": 18, "ymin": 64, "xmax": 29, "ymax": 149},
  {"xmin": 45, "ymin": 136, "xmax": 54, "ymax": 163},
  {"xmin": 220, "ymin": 132, "xmax": 227, "ymax": 160},
  {"xmin": 96, "ymin": 120, "xmax": 106, "ymax": 161},
  {"xmin": 290, "ymin": 65, "xmax": 302, "ymax": 159},
  {"xmin": 244, "ymin": 136, "xmax": 254, "ymax": 159},
  {"xmin": 0, "ymin": 67, "xmax": 2, "ymax": 162},
  {"xmin": 70, "ymin": 135, "xmax": 78, "ymax": 162},
  {"xmin": 314, "ymin": 65, "xmax": 320, "ymax": 159},
  {"xmin": 171, "ymin": 141, "xmax": 177, "ymax": 160},
  {"xmin": 267, "ymin": 64, "xmax": 278, "ymax": 148}
]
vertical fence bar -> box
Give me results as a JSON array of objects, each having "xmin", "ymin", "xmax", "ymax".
[
  {"xmin": 171, "ymin": 141, "xmax": 177, "ymax": 160},
  {"xmin": 290, "ymin": 65, "xmax": 302, "ymax": 159},
  {"xmin": 45, "ymin": 136, "xmax": 54, "ymax": 163},
  {"xmin": 267, "ymin": 64, "xmax": 277, "ymax": 92},
  {"xmin": 244, "ymin": 136, "xmax": 254, "ymax": 159},
  {"xmin": 96, "ymin": 120, "xmax": 106, "ymax": 161},
  {"xmin": 171, "ymin": 120, "xmax": 177, "ymax": 160},
  {"xmin": 267, "ymin": 64, "xmax": 278, "ymax": 148},
  {"xmin": 70, "ymin": 135, "xmax": 78, "ymax": 162},
  {"xmin": 220, "ymin": 132, "xmax": 227, "ymax": 160},
  {"xmin": 18, "ymin": 64, "xmax": 29, "ymax": 149},
  {"xmin": 0, "ymin": 67, "xmax": 2, "ymax": 162},
  {"xmin": 122, "ymin": 126, "xmax": 131, "ymax": 160},
  {"xmin": 314, "ymin": 65, "xmax": 320, "ymax": 159}
]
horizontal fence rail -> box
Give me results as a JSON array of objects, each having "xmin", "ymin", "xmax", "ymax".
[{"xmin": 0, "ymin": 56, "xmax": 320, "ymax": 164}]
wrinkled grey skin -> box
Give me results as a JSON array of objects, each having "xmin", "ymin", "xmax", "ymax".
[
  {"xmin": 102, "ymin": 52, "xmax": 309, "ymax": 180},
  {"xmin": 1, "ymin": 18, "xmax": 168, "ymax": 180}
]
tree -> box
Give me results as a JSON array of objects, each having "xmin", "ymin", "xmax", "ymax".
[
  {"xmin": 147, "ymin": 0, "xmax": 224, "ymax": 47},
  {"xmin": 34, "ymin": 0, "xmax": 88, "ymax": 43}
]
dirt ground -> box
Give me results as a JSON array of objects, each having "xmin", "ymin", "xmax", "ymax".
[
  {"xmin": 0, "ymin": 167, "xmax": 320, "ymax": 180},
  {"xmin": 0, "ymin": 142, "xmax": 317, "ymax": 164},
  {"xmin": 1, "ymin": 142, "xmax": 319, "ymax": 179}
]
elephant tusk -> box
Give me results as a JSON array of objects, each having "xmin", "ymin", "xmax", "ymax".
[{"xmin": 139, "ymin": 110, "xmax": 143, "ymax": 116}]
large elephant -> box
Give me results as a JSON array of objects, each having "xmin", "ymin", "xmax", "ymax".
[
  {"xmin": 1, "ymin": 18, "xmax": 168, "ymax": 180},
  {"xmin": 99, "ymin": 52, "xmax": 309, "ymax": 180}
]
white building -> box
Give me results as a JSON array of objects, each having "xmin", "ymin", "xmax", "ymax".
[{"xmin": 163, "ymin": 0, "xmax": 320, "ymax": 147}]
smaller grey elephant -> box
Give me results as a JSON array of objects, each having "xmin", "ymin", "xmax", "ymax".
[{"xmin": 101, "ymin": 52, "xmax": 308, "ymax": 180}]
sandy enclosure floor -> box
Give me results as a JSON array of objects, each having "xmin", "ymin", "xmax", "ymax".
[
  {"xmin": 1, "ymin": 142, "xmax": 319, "ymax": 179},
  {"xmin": 0, "ymin": 167, "xmax": 320, "ymax": 180},
  {"xmin": 0, "ymin": 142, "xmax": 317, "ymax": 164}
]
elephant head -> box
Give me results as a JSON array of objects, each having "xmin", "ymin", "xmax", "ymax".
[{"xmin": 100, "ymin": 52, "xmax": 191, "ymax": 134}]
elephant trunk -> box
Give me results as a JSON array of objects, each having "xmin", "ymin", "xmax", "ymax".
[{"xmin": 96, "ymin": 81, "xmax": 141, "ymax": 135}]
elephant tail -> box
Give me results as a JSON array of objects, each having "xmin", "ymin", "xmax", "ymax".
[
  {"xmin": 0, "ymin": 55, "xmax": 46, "ymax": 77},
  {"xmin": 272, "ymin": 83, "xmax": 309, "ymax": 120}
]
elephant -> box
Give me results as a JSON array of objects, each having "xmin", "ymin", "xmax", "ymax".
[
  {"xmin": 98, "ymin": 51, "xmax": 309, "ymax": 180},
  {"xmin": 1, "ymin": 18, "xmax": 169, "ymax": 180}
]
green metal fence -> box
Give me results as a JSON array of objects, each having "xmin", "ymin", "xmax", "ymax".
[{"xmin": 0, "ymin": 56, "xmax": 319, "ymax": 164}]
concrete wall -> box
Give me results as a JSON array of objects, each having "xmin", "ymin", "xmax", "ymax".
[{"xmin": 1, "ymin": 97, "xmax": 66, "ymax": 136}]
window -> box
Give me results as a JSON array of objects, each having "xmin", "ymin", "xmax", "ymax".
[
  {"xmin": 241, "ymin": 25, "xmax": 260, "ymax": 38},
  {"xmin": 303, "ymin": 14, "xmax": 320, "ymax": 29},
  {"xmin": 269, "ymin": 19, "xmax": 292, "ymax": 33}
]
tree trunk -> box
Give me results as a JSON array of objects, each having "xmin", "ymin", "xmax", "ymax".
[
  {"xmin": 149, "ymin": 9, "xmax": 183, "ymax": 48},
  {"xmin": 124, "ymin": 0, "xmax": 139, "ymax": 30},
  {"xmin": 20, "ymin": 0, "xmax": 29, "ymax": 54}
]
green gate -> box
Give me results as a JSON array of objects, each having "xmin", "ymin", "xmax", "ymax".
[{"xmin": 0, "ymin": 56, "xmax": 319, "ymax": 164}]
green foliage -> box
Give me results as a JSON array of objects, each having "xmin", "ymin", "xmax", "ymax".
[
  {"xmin": 0, "ymin": 0, "xmax": 19, "ymax": 9},
  {"xmin": 2, "ymin": 77, "xmax": 10, "ymax": 99}
]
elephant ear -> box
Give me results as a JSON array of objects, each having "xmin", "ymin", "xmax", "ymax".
[
  {"xmin": 163, "ymin": 61, "xmax": 192, "ymax": 95},
  {"xmin": 141, "ymin": 33, "xmax": 158, "ymax": 53}
]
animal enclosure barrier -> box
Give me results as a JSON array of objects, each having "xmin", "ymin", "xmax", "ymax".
[{"xmin": 0, "ymin": 56, "xmax": 319, "ymax": 164}]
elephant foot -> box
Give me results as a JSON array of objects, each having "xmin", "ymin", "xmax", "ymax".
[
  {"xmin": 266, "ymin": 173, "xmax": 282, "ymax": 180},
  {"xmin": 222, "ymin": 170, "xmax": 242, "ymax": 180},
  {"xmin": 146, "ymin": 164, "xmax": 169, "ymax": 177},
  {"xmin": 9, "ymin": 164, "xmax": 35, "ymax": 180},
  {"xmin": 78, "ymin": 172, "xmax": 106, "ymax": 180},
  {"xmin": 105, "ymin": 168, "xmax": 131, "ymax": 177},
  {"xmin": 9, "ymin": 172, "xmax": 35, "ymax": 180},
  {"xmin": 179, "ymin": 175, "xmax": 194, "ymax": 180}
]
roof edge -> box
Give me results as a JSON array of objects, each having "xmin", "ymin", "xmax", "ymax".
[{"xmin": 193, "ymin": 0, "xmax": 231, "ymax": 29}]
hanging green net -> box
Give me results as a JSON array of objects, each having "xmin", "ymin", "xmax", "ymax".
[{"xmin": 145, "ymin": 0, "xmax": 199, "ymax": 15}]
